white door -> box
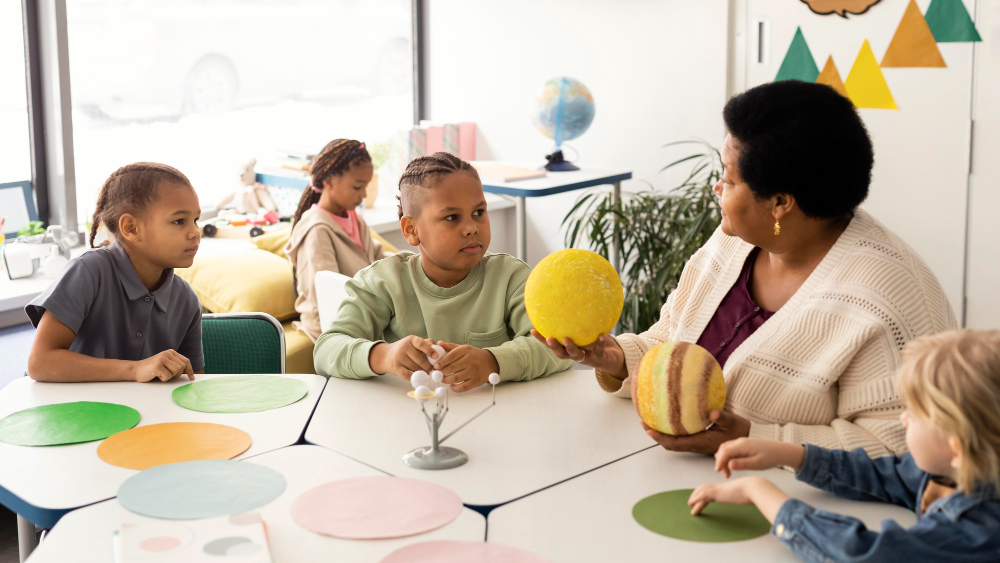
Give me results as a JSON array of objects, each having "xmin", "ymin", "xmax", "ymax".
[
  {"xmin": 738, "ymin": 0, "xmax": 975, "ymax": 319},
  {"xmin": 967, "ymin": 0, "xmax": 1000, "ymax": 328}
]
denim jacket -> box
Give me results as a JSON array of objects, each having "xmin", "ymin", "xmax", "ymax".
[{"xmin": 772, "ymin": 445, "xmax": 1000, "ymax": 563}]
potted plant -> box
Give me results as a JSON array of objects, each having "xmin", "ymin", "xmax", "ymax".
[{"xmin": 562, "ymin": 140, "xmax": 722, "ymax": 333}]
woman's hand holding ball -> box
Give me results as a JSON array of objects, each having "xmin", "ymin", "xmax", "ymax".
[{"xmin": 531, "ymin": 330, "xmax": 628, "ymax": 380}]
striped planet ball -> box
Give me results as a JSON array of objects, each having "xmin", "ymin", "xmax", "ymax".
[{"xmin": 631, "ymin": 342, "xmax": 726, "ymax": 436}]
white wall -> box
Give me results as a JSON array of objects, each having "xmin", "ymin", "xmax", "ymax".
[{"xmin": 426, "ymin": 0, "xmax": 730, "ymax": 266}]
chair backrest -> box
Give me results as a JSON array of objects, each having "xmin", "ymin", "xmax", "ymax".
[
  {"xmin": 202, "ymin": 313, "xmax": 285, "ymax": 374},
  {"xmin": 315, "ymin": 270, "xmax": 353, "ymax": 334}
]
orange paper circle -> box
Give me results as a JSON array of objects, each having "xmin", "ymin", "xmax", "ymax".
[{"xmin": 97, "ymin": 422, "xmax": 252, "ymax": 470}]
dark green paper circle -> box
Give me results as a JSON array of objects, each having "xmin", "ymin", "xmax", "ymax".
[
  {"xmin": 0, "ymin": 401, "xmax": 141, "ymax": 447},
  {"xmin": 633, "ymin": 489, "xmax": 771, "ymax": 543},
  {"xmin": 172, "ymin": 375, "xmax": 308, "ymax": 414}
]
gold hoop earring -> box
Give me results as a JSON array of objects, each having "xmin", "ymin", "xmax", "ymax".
[{"xmin": 774, "ymin": 218, "xmax": 781, "ymax": 236}]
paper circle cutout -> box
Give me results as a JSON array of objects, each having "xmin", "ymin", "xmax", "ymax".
[
  {"xmin": 203, "ymin": 536, "xmax": 262, "ymax": 557},
  {"xmin": 632, "ymin": 489, "xmax": 771, "ymax": 542},
  {"xmin": 118, "ymin": 460, "xmax": 286, "ymax": 520},
  {"xmin": 381, "ymin": 541, "xmax": 551, "ymax": 563},
  {"xmin": 98, "ymin": 422, "xmax": 252, "ymax": 470},
  {"xmin": 119, "ymin": 523, "xmax": 194, "ymax": 558},
  {"xmin": 0, "ymin": 401, "xmax": 140, "ymax": 446},
  {"xmin": 172, "ymin": 375, "xmax": 308, "ymax": 414},
  {"xmin": 139, "ymin": 536, "xmax": 182, "ymax": 553},
  {"xmin": 291, "ymin": 476, "xmax": 462, "ymax": 539}
]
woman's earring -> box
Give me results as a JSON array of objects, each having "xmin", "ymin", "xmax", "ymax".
[{"xmin": 774, "ymin": 218, "xmax": 781, "ymax": 236}]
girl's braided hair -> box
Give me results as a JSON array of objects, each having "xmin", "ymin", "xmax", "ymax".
[
  {"xmin": 291, "ymin": 139, "xmax": 371, "ymax": 225},
  {"xmin": 397, "ymin": 152, "xmax": 480, "ymax": 219},
  {"xmin": 88, "ymin": 162, "xmax": 192, "ymax": 248}
]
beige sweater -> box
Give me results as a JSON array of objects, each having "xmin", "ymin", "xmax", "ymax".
[
  {"xmin": 285, "ymin": 207, "xmax": 385, "ymax": 342},
  {"xmin": 599, "ymin": 209, "xmax": 956, "ymax": 457}
]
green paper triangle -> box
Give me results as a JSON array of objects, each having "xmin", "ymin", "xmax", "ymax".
[
  {"xmin": 775, "ymin": 27, "xmax": 820, "ymax": 82},
  {"xmin": 925, "ymin": 0, "xmax": 982, "ymax": 42}
]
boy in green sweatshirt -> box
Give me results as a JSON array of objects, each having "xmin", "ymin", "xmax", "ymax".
[{"xmin": 313, "ymin": 152, "xmax": 572, "ymax": 391}]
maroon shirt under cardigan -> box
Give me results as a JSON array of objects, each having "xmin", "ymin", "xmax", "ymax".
[{"xmin": 695, "ymin": 247, "xmax": 774, "ymax": 368}]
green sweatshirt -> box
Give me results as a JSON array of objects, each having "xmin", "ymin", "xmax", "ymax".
[{"xmin": 314, "ymin": 252, "xmax": 572, "ymax": 381}]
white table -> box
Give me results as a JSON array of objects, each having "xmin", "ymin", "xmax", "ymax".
[
  {"xmin": 488, "ymin": 446, "xmax": 918, "ymax": 562},
  {"xmin": 474, "ymin": 162, "xmax": 632, "ymax": 265},
  {"xmin": 0, "ymin": 373, "xmax": 326, "ymax": 531},
  {"xmin": 304, "ymin": 369, "xmax": 656, "ymax": 508},
  {"xmin": 26, "ymin": 445, "xmax": 486, "ymax": 563}
]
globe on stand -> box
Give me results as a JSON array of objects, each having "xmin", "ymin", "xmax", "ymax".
[{"xmin": 531, "ymin": 77, "xmax": 595, "ymax": 172}]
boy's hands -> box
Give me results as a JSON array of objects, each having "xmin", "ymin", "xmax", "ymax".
[
  {"xmin": 714, "ymin": 438, "xmax": 807, "ymax": 478},
  {"xmin": 370, "ymin": 336, "xmax": 438, "ymax": 379},
  {"xmin": 433, "ymin": 341, "xmax": 500, "ymax": 393},
  {"xmin": 131, "ymin": 350, "xmax": 195, "ymax": 383}
]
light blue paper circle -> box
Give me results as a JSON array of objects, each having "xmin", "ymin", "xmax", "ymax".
[{"xmin": 118, "ymin": 460, "xmax": 286, "ymax": 520}]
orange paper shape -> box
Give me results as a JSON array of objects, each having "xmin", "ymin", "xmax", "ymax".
[
  {"xmin": 882, "ymin": 0, "xmax": 946, "ymax": 67},
  {"xmin": 816, "ymin": 56, "xmax": 849, "ymax": 98},
  {"xmin": 97, "ymin": 422, "xmax": 252, "ymax": 470},
  {"xmin": 845, "ymin": 40, "xmax": 898, "ymax": 109}
]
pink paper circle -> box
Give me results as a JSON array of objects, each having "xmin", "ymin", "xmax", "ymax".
[
  {"xmin": 381, "ymin": 541, "xmax": 550, "ymax": 563},
  {"xmin": 139, "ymin": 536, "xmax": 182, "ymax": 553},
  {"xmin": 291, "ymin": 477, "xmax": 462, "ymax": 539}
]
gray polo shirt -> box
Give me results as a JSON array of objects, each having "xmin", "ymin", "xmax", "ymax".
[{"xmin": 25, "ymin": 242, "xmax": 204, "ymax": 371}]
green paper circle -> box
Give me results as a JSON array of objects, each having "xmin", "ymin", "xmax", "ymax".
[
  {"xmin": 632, "ymin": 489, "xmax": 771, "ymax": 543},
  {"xmin": 172, "ymin": 375, "xmax": 308, "ymax": 414},
  {"xmin": 0, "ymin": 401, "xmax": 141, "ymax": 447}
]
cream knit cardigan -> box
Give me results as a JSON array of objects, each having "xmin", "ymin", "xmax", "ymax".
[{"xmin": 598, "ymin": 209, "xmax": 957, "ymax": 457}]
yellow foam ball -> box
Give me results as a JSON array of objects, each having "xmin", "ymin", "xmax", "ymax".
[
  {"xmin": 631, "ymin": 342, "xmax": 726, "ymax": 436},
  {"xmin": 525, "ymin": 249, "xmax": 624, "ymax": 346}
]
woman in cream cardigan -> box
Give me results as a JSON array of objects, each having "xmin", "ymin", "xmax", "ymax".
[{"xmin": 537, "ymin": 81, "xmax": 956, "ymax": 457}]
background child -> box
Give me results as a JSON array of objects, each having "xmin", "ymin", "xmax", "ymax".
[
  {"xmin": 686, "ymin": 329, "xmax": 1000, "ymax": 562},
  {"xmin": 313, "ymin": 152, "xmax": 572, "ymax": 391},
  {"xmin": 26, "ymin": 162, "xmax": 204, "ymax": 383},
  {"xmin": 285, "ymin": 139, "xmax": 385, "ymax": 342}
]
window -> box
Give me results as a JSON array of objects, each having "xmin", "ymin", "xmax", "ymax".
[
  {"xmin": 0, "ymin": 2, "xmax": 34, "ymax": 236},
  {"xmin": 65, "ymin": 0, "xmax": 414, "ymax": 220}
]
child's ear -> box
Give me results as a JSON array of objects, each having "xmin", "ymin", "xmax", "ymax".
[
  {"xmin": 119, "ymin": 213, "xmax": 141, "ymax": 243},
  {"xmin": 400, "ymin": 215, "xmax": 420, "ymax": 246},
  {"xmin": 948, "ymin": 436, "xmax": 963, "ymax": 470}
]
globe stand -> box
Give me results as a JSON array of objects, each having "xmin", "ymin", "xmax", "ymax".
[{"xmin": 542, "ymin": 149, "xmax": 579, "ymax": 172}]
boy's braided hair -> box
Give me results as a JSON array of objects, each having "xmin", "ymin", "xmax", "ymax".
[
  {"xmin": 397, "ymin": 152, "xmax": 480, "ymax": 219},
  {"xmin": 89, "ymin": 162, "xmax": 192, "ymax": 248},
  {"xmin": 292, "ymin": 139, "xmax": 371, "ymax": 225}
]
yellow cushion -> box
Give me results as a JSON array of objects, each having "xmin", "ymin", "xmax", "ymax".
[
  {"xmin": 252, "ymin": 225, "xmax": 292, "ymax": 259},
  {"xmin": 283, "ymin": 321, "xmax": 316, "ymax": 374},
  {"xmin": 371, "ymin": 229, "xmax": 399, "ymax": 254},
  {"xmin": 175, "ymin": 249, "xmax": 297, "ymax": 322}
]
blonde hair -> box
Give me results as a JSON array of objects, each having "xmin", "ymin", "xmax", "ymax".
[{"xmin": 898, "ymin": 329, "xmax": 1000, "ymax": 492}]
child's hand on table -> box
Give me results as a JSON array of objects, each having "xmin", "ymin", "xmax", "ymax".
[
  {"xmin": 433, "ymin": 341, "xmax": 500, "ymax": 393},
  {"xmin": 370, "ymin": 336, "xmax": 438, "ymax": 379},
  {"xmin": 713, "ymin": 438, "xmax": 807, "ymax": 478},
  {"xmin": 132, "ymin": 350, "xmax": 195, "ymax": 382},
  {"xmin": 688, "ymin": 476, "xmax": 788, "ymax": 519}
]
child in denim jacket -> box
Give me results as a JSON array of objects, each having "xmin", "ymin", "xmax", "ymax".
[{"xmin": 687, "ymin": 329, "xmax": 1000, "ymax": 562}]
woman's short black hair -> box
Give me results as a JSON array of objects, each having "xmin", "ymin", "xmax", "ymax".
[{"xmin": 723, "ymin": 80, "xmax": 874, "ymax": 219}]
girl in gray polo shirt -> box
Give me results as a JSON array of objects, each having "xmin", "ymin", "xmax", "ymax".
[{"xmin": 26, "ymin": 163, "xmax": 204, "ymax": 383}]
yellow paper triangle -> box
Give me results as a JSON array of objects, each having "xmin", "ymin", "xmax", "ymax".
[
  {"xmin": 845, "ymin": 40, "xmax": 898, "ymax": 109},
  {"xmin": 882, "ymin": 0, "xmax": 947, "ymax": 67},
  {"xmin": 816, "ymin": 56, "xmax": 849, "ymax": 98}
]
